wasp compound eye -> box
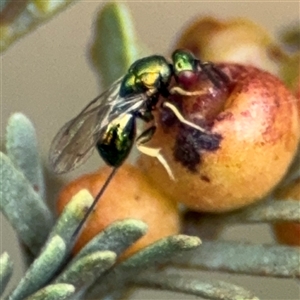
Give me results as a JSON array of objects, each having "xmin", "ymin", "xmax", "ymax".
[{"xmin": 172, "ymin": 49, "xmax": 197, "ymax": 75}]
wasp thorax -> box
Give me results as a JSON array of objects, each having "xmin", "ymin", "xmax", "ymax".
[{"xmin": 119, "ymin": 55, "xmax": 172, "ymax": 97}]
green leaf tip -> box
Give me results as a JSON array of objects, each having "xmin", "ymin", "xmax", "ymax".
[
  {"xmin": 55, "ymin": 251, "xmax": 117, "ymax": 290},
  {"xmin": 224, "ymin": 198, "xmax": 300, "ymax": 223},
  {"xmin": 76, "ymin": 218, "xmax": 148, "ymax": 259},
  {"xmin": 58, "ymin": 189, "xmax": 94, "ymax": 220},
  {"xmin": 51, "ymin": 189, "xmax": 94, "ymax": 248},
  {"xmin": 172, "ymin": 240, "xmax": 300, "ymax": 278},
  {"xmin": 0, "ymin": 152, "xmax": 53, "ymax": 255},
  {"xmin": 90, "ymin": 2, "xmax": 142, "ymax": 87},
  {"xmin": 0, "ymin": 252, "xmax": 13, "ymax": 296},
  {"xmin": 9, "ymin": 235, "xmax": 67, "ymax": 300},
  {"xmin": 85, "ymin": 234, "xmax": 201, "ymax": 298},
  {"xmin": 0, "ymin": 0, "xmax": 79, "ymax": 52},
  {"xmin": 6, "ymin": 112, "xmax": 45, "ymax": 198},
  {"xmin": 24, "ymin": 283, "xmax": 75, "ymax": 300},
  {"xmin": 171, "ymin": 234, "xmax": 202, "ymax": 249},
  {"xmin": 120, "ymin": 234, "xmax": 201, "ymax": 269},
  {"xmin": 135, "ymin": 271, "xmax": 259, "ymax": 300}
]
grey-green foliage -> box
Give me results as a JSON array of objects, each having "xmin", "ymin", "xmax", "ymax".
[
  {"xmin": 75, "ymin": 219, "xmax": 148, "ymax": 260},
  {"xmin": 86, "ymin": 235, "xmax": 202, "ymax": 298},
  {"xmin": 0, "ymin": 0, "xmax": 79, "ymax": 52},
  {"xmin": 6, "ymin": 113, "xmax": 45, "ymax": 199},
  {"xmin": 54, "ymin": 251, "xmax": 117, "ymax": 288},
  {"xmin": 0, "ymin": 152, "xmax": 52, "ymax": 255},
  {"xmin": 90, "ymin": 1, "xmax": 144, "ymax": 88},
  {"xmin": 134, "ymin": 271, "xmax": 260, "ymax": 300},
  {"xmin": 24, "ymin": 284, "xmax": 75, "ymax": 300},
  {"xmin": 0, "ymin": 252, "xmax": 13, "ymax": 296},
  {"xmin": 9, "ymin": 235, "xmax": 67, "ymax": 300},
  {"xmin": 171, "ymin": 240, "xmax": 300, "ymax": 278}
]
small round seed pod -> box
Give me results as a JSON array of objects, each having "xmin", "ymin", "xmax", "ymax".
[
  {"xmin": 56, "ymin": 164, "xmax": 180, "ymax": 258},
  {"xmin": 138, "ymin": 64, "xmax": 300, "ymax": 212},
  {"xmin": 174, "ymin": 16, "xmax": 286, "ymax": 76}
]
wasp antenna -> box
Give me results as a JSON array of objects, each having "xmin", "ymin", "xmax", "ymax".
[
  {"xmin": 212, "ymin": 64, "xmax": 231, "ymax": 84},
  {"xmin": 199, "ymin": 61, "xmax": 221, "ymax": 88},
  {"xmin": 198, "ymin": 61, "xmax": 230, "ymax": 88}
]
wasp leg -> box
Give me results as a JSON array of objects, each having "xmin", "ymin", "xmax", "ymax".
[
  {"xmin": 136, "ymin": 126, "xmax": 175, "ymax": 180},
  {"xmin": 162, "ymin": 101, "xmax": 207, "ymax": 133},
  {"xmin": 137, "ymin": 110, "xmax": 154, "ymax": 122},
  {"xmin": 169, "ymin": 86, "xmax": 211, "ymax": 97}
]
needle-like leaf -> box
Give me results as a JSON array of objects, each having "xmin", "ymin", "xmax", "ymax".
[
  {"xmin": 0, "ymin": 0, "xmax": 79, "ymax": 52},
  {"xmin": 171, "ymin": 240, "xmax": 300, "ymax": 278},
  {"xmin": 55, "ymin": 251, "xmax": 116, "ymax": 290},
  {"xmin": 75, "ymin": 219, "xmax": 148, "ymax": 260},
  {"xmin": 90, "ymin": 2, "xmax": 143, "ymax": 87},
  {"xmin": 0, "ymin": 252, "xmax": 13, "ymax": 297},
  {"xmin": 224, "ymin": 199, "xmax": 300, "ymax": 223},
  {"xmin": 86, "ymin": 235, "xmax": 201, "ymax": 298},
  {"xmin": 0, "ymin": 152, "xmax": 53, "ymax": 255},
  {"xmin": 134, "ymin": 270, "xmax": 259, "ymax": 300},
  {"xmin": 9, "ymin": 235, "xmax": 66, "ymax": 300},
  {"xmin": 24, "ymin": 283, "xmax": 75, "ymax": 300},
  {"xmin": 6, "ymin": 113, "xmax": 45, "ymax": 199},
  {"xmin": 49, "ymin": 189, "xmax": 94, "ymax": 251}
]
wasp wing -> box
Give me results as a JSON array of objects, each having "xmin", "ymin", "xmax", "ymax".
[{"xmin": 49, "ymin": 78, "xmax": 146, "ymax": 174}]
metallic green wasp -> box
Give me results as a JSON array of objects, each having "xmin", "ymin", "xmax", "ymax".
[
  {"xmin": 49, "ymin": 49, "xmax": 227, "ymax": 180},
  {"xmin": 49, "ymin": 49, "xmax": 228, "ymax": 238}
]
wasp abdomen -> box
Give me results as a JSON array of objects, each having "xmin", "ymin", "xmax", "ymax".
[{"xmin": 96, "ymin": 113, "xmax": 136, "ymax": 167}]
